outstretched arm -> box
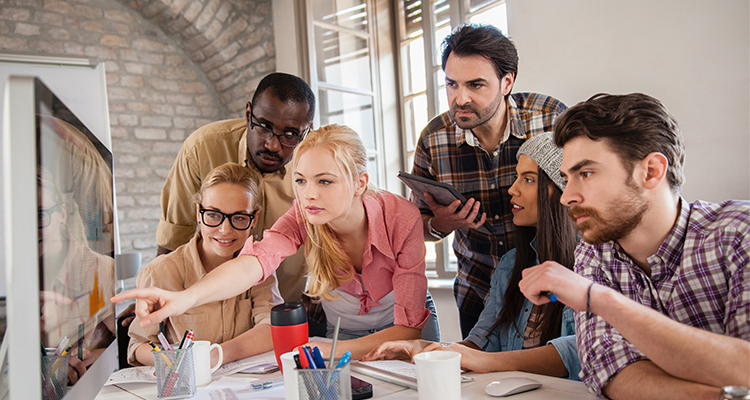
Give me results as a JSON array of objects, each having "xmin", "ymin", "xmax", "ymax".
[
  {"xmin": 112, "ymin": 255, "xmax": 264, "ymax": 328},
  {"xmin": 519, "ymin": 261, "xmax": 750, "ymax": 390},
  {"xmin": 309, "ymin": 325, "xmax": 422, "ymax": 361}
]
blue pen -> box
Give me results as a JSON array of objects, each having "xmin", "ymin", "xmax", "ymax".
[
  {"xmin": 541, "ymin": 291, "xmax": 558, "ymax": 302},
  {"xmin": 301, "ymin": 346, "xmax": 317, "ymax": 369},
  {"xmin": 311, "ymin": 347, "xmax": 327, "ymax": 369},
  {"xmin": 334, "ymin": 351, "xmax": 351, "ymax": 369}
]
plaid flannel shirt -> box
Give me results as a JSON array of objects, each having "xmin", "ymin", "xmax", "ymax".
[
  {"xmin": 411, "ymin": 92, "xmax": 566, "ymax": 318},
  {"xmin": 575, "ymin": 198, "xmax": 750, "ymax": 396}
]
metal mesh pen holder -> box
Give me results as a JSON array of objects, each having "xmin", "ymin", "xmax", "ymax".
[
  {"xmin": 41, "ymin": 354, "xmax": 69, "ymax": 400},
  {"xmin": 153, "ymin": 347, "xmax": 196, "ymax": 399},
  {"xmin": 297, "ymin": 365, "xmax": 352, "ymax": 400}
]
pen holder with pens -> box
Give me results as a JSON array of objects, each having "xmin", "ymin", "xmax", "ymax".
[
  {"xmin": 297, "ymin": 364, "xmax": 352, "ymax": 400},
  {"xmin": 153, "ymin": 347, "xmax": 196, "ymax": 399},
  {"xmin": 41, "ymin": 352, "xmax": 69, "ymax": 400}
]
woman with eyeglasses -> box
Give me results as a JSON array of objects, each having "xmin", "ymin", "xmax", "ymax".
[
  {"xmin": 116, "ymin": 125, "xmax": 435, "ymax": 360},
  {"xmin": 127, "ymin": 163, "xmax": 283, "ymax": 366}
]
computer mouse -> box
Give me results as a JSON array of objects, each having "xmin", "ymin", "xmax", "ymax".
[{"xmin": 485, "ymin": 377, "xmax": 543, "ymax": 397}]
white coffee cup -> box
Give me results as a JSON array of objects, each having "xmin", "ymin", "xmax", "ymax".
[
  {"xmin": 414, "ymin": 351, "xmax": 461, "ymax": 400},
  {"xmin": 191, "ymin": 340, "xmax": 223, "ymax": 387},
  {"xmin": 280, "ymin": 351, "xmax": 299, "ymax": 400}
]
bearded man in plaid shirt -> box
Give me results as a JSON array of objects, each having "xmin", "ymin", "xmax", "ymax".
[
  {"xmin": 518, "ymin": 93, "xmax": 749, "ymax": 399},
  {"xmin": 411, "ymin": 23, "xmax": 567, "ymax": 337}
]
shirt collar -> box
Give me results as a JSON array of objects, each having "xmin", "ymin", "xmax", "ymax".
[
  {"xmin": 362, "ymin": 194, "xmax": 395, "ymax": 261},
  {"xmin": 646, "ymin": 197, "xmax": 689, "ymax": 273}
]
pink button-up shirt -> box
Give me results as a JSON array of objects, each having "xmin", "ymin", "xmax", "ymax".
[{"xmin": 240, "ymin": 190, "xmax": 431, "ymax": 329}]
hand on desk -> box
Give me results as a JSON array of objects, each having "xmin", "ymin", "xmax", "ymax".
[{"xmin": 361, "ymin": 339, "xmax": 430, "ymax": 362}]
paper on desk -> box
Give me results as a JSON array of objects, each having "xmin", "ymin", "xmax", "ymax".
[
  {"xmin": 104, "ymin": 366, "xmax": 157, "ymax": 385},
  {"xmin": 212, "ymin": 352, "xmax": 278, "ymax": 378}
]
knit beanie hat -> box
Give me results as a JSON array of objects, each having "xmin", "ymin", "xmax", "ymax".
[{"xmin": 517, "ymin": 132, "xmax": 565, "ymax": 191}]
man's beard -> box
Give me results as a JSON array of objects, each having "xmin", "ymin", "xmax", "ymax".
[
  {"xmin": 569, "ymin": 179, "xmax": 649, "ymax": 245},
  {"xmin": 450, "ymin": 90, "xmax": 504, "ymax": 130}
]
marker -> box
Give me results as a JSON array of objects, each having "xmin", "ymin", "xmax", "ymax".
[
  {"xmin": 541, "ymin": 291, "xmax": 558, "ymax": 302},
  {"xmin": 311, "ymin": 347, "xmax": 327, "ymax": 369},
  {"xmin": 53, "ymin": 336, "xmax": 69, "ymax": 356},
  {"xmin": 41, "ymin": 342, "xmax": 47, "ymax": 357},
  {"xmin": 293, "ymin": 354, "xmax": 302, "ymax": 369},
  {"xmin": 178, "ymin": 330, "xmax": 190, "ymax": 349},
  {"xmin": 157, "ymin": 332, "xmax": 172, "ymax": 351},
  {"xmin": 148, "ymin": 341, "xmax": 174, "ymax": 368}
]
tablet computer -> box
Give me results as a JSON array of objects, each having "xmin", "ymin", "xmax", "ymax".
[{"xmin": 398, "ymin": 171, "xmax": 498, "ymax": 235}]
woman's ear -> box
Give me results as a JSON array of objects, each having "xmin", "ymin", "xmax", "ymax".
[
  {"xmin": 355, "ymin": 172, "xmax": 369, "ymax": 196},
  {"xmin": 196, "ymin": 203, "xmax": 201, "ymax": 224}
]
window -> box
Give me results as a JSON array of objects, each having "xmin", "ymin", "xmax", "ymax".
[
  {"xmin": 304, "ymin": 0, "xmax": 385, "ymax": 186},
  {"xmin": 396, "ymin": 0, "xmax": 507, "ymax": 278}
]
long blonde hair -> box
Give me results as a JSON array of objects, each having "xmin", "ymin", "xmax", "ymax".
[{"xmin": 292, "ymin": 124, "xmax": 378, "ymax": 300}]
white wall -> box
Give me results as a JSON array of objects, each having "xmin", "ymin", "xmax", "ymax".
[{"xmin": 508, "ymin": 0, "xmax": 750, "ymax": 202}]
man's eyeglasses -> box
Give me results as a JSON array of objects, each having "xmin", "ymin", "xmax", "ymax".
[
  {"xmin": 38, "ymin": 204, "xmax": 61, "ymax": 228},
  {"xmin": 199, "ymin": 206, "xmax": 257, "ymax": 230},
  {"xmin": 250, "ymin": 112, "xmax": 309, "ymax": 147}
]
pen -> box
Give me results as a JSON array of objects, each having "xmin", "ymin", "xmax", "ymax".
[
  {"xmin": 178, "ymin": 330, "xmax": 189, "ymax": 349},
  {"xmin": 149, "ymin": 341, "xmax": 174, "ymax": 368},
  {"xmin": 334, "ymin": 351, "xmax": 351, "ymax": 369},
  {"xmin": 293, "ymin": 354, "xmax": 303, "ymax": 369},
  {"xmin": 78, "ymin": 324, "xmax": 84, "ymax": 361},
  {"xmin": 41, "ymin": 342, "xmax": 47, "ymax": 357},
  {"xmin": 540, "ymin": 291, "xmax": 558, "ymax": 302},
  {"xmin": 295, "ymin": 346, "xmax": 310, "ymax": 369},
  {"xmin": 301, "ymin": 346, "xmax": 316, "ymax": 369},
  {"xmin": 327, "ymin": 316, "xmax": 341, "ymax": 369}
]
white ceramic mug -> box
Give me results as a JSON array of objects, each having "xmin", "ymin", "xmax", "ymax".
[
  {"xmin": 280, "ymin": 351, "xmax": 299, "ymax": 400},
  {"xmin": 414, "ymin": 351, "xmax": 461, "ymax": 400},
  {"xmin": 191, "ymin": 340, "xmax": 223, "ymax": 387}
]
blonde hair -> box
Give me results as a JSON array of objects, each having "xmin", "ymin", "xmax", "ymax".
[
  {"xmin": 192, "ymin": 163, "xmax": 260, "ymax": 213},
  {"xmin": 292, "ymin": 124, "xmax": 377, "ymax": 300}
]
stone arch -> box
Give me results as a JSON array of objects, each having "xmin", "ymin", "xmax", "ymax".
[{"xmin": 118, "ymin": 0, "xmax": 275, "ymax": 115}]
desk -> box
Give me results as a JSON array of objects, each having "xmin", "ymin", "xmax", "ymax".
[{"xmin": 96, "ymin": 368, "xmax": 597, "ymax": 399}]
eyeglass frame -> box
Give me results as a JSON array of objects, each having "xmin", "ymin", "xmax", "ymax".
[
  {"xmin": 38, "ymin": 203, "xmax": 61, "ymax": 228},
  {"xmin": 198, "ymin": 205, "xmax": 258, "ymax": 230},
  {"xmin": 249, "ymin": 111, "xmax": 309, "ymax": 147}
]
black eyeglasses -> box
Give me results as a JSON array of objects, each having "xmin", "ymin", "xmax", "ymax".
[
  {"xmin": 38, "ymin": 204, "xmax": 61, "ymax": 228},
  {"xmin": 199, "ymin": 206, "xmax": 257, "ymax": 230},
  {"xmin": 250, "ymin": 112, "xmax": 309, "ymax": 147}
]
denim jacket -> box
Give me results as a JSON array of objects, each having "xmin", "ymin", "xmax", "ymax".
[{"xmin": 464, "ymin": 242, "xmax": 581, "ymax": 380}]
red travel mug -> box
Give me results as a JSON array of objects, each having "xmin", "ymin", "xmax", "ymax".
[{"xmin": 270, "ymin": 302, "xmax": 308, "ymax": 373}]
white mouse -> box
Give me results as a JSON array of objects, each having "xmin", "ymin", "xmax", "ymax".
[{"xmin": 485, "ymin": 377, "xmax": 542, "ymax": 397}]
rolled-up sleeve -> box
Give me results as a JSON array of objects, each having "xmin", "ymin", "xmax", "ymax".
[
  {"xmin": 240, "ymin": 203, "xmax": 306, "ymax": 283},
  {"xmin": 390, "ymin": 204, "xmax": 430, "ymax": 329}
]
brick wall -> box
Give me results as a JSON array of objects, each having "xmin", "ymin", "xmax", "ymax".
[{"xmin": 0, "ymin": 0, "xmax": 275, "ymax": 264}]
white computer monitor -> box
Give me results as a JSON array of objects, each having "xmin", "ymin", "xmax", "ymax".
[{"xmin": 2, "ymin": 76, "xmax": 116, "ymax": 399}]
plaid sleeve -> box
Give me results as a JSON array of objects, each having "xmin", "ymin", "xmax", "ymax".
[{"xmin": 574, "ymin": 244, "xmax": 649, "ymax": 396}]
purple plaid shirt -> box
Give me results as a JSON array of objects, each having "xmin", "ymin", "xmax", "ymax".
[
  {"xmin": 411, "ymin": 92, "xmax": 566, "ymax": 318},
  {"xmin": 575, "ymin": 197, "xmax": 750, "ymax": 396}
]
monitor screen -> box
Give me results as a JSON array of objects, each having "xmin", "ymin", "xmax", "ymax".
[
  {"xmin": 36, "ymin": 77, "xmax": 116, "ymax": 382},
  {"xmin": 2, "ymin": 76, "xmax": 116, "ymax": 399}
]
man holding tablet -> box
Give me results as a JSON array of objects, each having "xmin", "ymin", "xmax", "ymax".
[{"xmin": 410, "ymin": 23, "xmax": 567, "ymax": 336}]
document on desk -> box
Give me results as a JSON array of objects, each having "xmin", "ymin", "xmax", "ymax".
[
  {"xmin": 212, "ymin": 351, "xmax": 278, "ymax": 378},
  {"xmin": 104, "ymin": 366, "xmax": 157, "ymax": 385}
]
